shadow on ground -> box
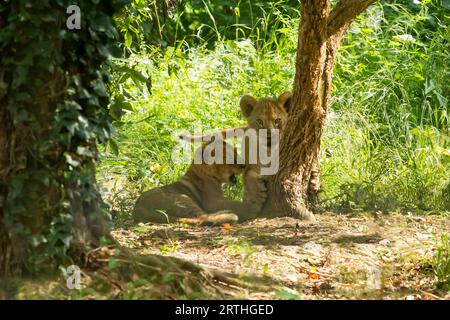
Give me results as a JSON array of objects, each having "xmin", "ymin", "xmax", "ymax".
[{"xmin": 112, "ymin": 212, "xmax": 450, "ymax": 299}]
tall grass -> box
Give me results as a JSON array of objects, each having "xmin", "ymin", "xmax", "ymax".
[
  {"xmin": 100, "ymin": 1, "xmax": 449, "ymax": 216},
  {"xmin": 322, "ymin": 2, "xmax": 449, "ymax": 212}
]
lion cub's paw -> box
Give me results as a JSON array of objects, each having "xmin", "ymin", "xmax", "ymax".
[{"xmin": 200, "ymin": 211, "xmax": 239, "ymax": 226}]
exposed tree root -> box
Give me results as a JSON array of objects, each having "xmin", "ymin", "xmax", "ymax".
[{"xmin": 80, "ymin": 243, "xmax": 276, "ymax": 298}]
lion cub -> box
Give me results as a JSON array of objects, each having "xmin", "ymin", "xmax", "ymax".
[
  {"xmin": 180, "ymin": 92, "xmax": 291, "ymax": 220},
  {"xmin": 180, "ymin": 92, "xmax": 319, "ymax": 221},
  {"xmin": 133, "ymin": 140, "xmax": 267, "ymax": 225}
]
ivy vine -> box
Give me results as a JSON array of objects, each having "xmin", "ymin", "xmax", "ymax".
[{"xmin": 0, "ymin": 0, "xmax": 128, "ymax": 274}]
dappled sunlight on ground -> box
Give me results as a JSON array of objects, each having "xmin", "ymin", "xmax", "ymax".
[{"xmin": 112, "ymin": 212, "xmax": 450, "ymax": 299}]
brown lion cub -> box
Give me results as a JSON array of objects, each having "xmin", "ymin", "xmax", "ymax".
[
  {"xmin": 239, "ymin": 92, "xmax": 321, "ymax": 214},
  {"xmin": 181, "ymin": 92, "xmax": 320, "ymax": 221},
  {"xmin": 133, "ymin": 140, "xmax": 267, "ymax": 225}
]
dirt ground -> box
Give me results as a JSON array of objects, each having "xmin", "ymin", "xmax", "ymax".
[{"xmin": 112, "ymin": 212, "xmax": 450, "ymax": 300}]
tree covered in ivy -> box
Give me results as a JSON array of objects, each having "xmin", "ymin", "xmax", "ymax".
[{"xmin": 0, "ymin": 0, "xmax": 127, "ymax": 276}]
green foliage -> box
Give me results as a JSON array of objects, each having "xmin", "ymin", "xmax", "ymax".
[
  {"xmin": 114, "ymin": 0, "xmax": 300, "ymax": 51},
  {"xmin": 228, "ymin": 239, "xmax": 255, "ymax": 265},
  {"xmin": 433, "ymin": 233, "xmax": 450, "ymax": 289},
  {"xmin": 0, "ymin": 0, "xmax": 125, "ymax": 273},
  {"xmin": 114, "ymin": 0, "xmax": 178, "ymax": 50},
  {"xmin": 322, "ymin": 0, "xmax": 450, "ymax": 212},
  {"xmin": 101, "ymin": 0, "xmax": 449, "ymax": 217}
]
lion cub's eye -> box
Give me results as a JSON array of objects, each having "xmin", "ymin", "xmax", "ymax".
[
  {"xmin": 274, "ymin": 118, "xmax": 282, "ymax": 127},
  {"xmin": 256, "ymin": 119, "xmax": 264, "ymax": 128}
]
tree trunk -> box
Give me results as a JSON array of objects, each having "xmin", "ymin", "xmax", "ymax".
[
  {"xmin": 0, "ymin": 1, "xmax": 112, "ymax": 277},
  {"xmin": 264, "ymin": 0, "xmax": 377, "ymax": 219},
  {"xmin": 0, "ymin": 94, "xmax": 110, "ymax": 277}
]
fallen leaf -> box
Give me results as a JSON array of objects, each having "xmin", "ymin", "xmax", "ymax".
[
  {"xmin": 221, "ymin": 223, "xmax": 234, "ymax": 232},
  {"xmin": 309, "ymin": 272, "xmax": 321, "ymax": 280}
]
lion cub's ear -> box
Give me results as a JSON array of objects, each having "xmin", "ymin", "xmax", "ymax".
[
  {"xmin": 240, "ymin": 95, "xmax": 258, "ymax": 118},
  {"xmin": 278, "ymin": 91, "xmax": 293, "ymax": 113}
]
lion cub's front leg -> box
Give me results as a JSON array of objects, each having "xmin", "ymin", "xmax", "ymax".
[
  {"xmin": 202, "ymin": 180, "xmax": 267, "ymax": 223},
  {"xmin": 240, "ymin": 167, "xmax": 267, "ymax": 221}
]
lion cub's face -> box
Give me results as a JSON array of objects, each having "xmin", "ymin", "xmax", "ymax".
[
  {"xmin": 240, "ymin": 92, "xmax": 292, "ymax": 146},
  {"xmin": 193, "ymin": 141, "xmax": 245, "ymax": 186},
  {"xmin": 216, "ymin": 162, "xmax": 245, "ymax": 186}
]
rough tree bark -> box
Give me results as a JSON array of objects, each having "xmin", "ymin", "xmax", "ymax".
[{"xmin": 266, "ymin": 0, "xmax": 377, "ymax": 219}]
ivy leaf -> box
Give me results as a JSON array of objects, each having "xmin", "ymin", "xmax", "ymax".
[
  {"xmin": 31, "ymin": 235, "xmax": 47, "ymax": 247},
  {"xmin": 65, "ymin": 154, "xmax": 80, "ymax": 167},
  {"xmin": 8, "ymin": 176, "xmax": 25, "ymax": 200},
  {"xmin": 12, "ymin": 66, "xmax": 28, "ymax": 89},
  {"xmin": 79, "ymin": 88, "xmax": 91, "ymax": 99},
  {"xmin": 59, "ymin": 234, "xmax": 72, "ymax": 248},
  {"xmin": 76, "ymin": 146, "xmax": 93, "ymax": 157},
  {"xmin": 109, "ymin": 139, "xmax": 119, "ymax": 156},
  {"xmin": 92, "ymin": 80, "xmax": 108, "ymax": 97}
]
